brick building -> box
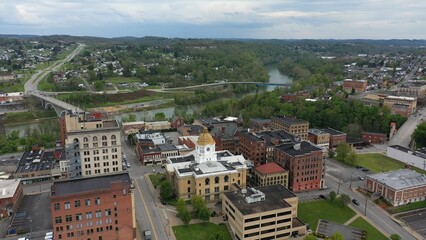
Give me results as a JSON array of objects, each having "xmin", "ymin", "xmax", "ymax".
[
  {"xmin": 398, "ymin": 80, "xmax": 426, "ymax": 96},
  {"xmin": 362, "ymin": 132, "xmax": 387, "ymax": 144},
  {"xmin": 249, "ymin": 118, "xmax": 272, "ymax": 132},
  {"xmin": 365, "ymin": 169, "xmax": 426, "ymax": 206},
  {"xmin": 194, "ymin": 118, "xmax": 240, "ymax": 154},
  {"xmin": 383, "ymin": 96, "xmax": 417, "ymax": 117},
  {"xmin": 0, "ymin": 179, "xmax": 23, "ymax": 218},
  {"xmin": 274, "ymin": 141, "xmax": 325, "ymax": 192},
  {"xmin": 271, "ymin": 116, "xmax": 309, "ymax": 140},
  {"xmin": 342, "ymin": 79, "xmax": 368, "ymax": 93},
  {"xmin": 239, "ymin": 130, "xmax": 298, "ymax": 166},
  {"xmin": 308, "ymin": 129, "xmax": 330, "ymax": 149},
  {"xmin": 321, "ymin": 128, "xmax": 347, "ymax": 149},
  {"xmin": 253, "ymin": 162, "xmax": 289, "ymax": 188},
  {"xmin": 50, "ymin": 173, "xmax": 136, "ymax": 240},
  {"xmin": 222, "ymin": 185, "xmax": 306, "ymax": 240}
]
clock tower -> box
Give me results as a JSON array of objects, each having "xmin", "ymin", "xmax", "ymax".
[{"xmin": 195, "ymin": 127, "xmax": 217, "ymax": 163}]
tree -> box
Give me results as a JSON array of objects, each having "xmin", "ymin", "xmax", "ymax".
[
  {"xmin": 191, "ymin": 195, "xmax": 205, "ymax": 215},
  {"xmin": 413, "ymin": 122, "xmax": 426, "ymax": 148},
  {"xmin": 329, "ymin": 191, "xmax": 337, "ymax": 202},
  {"xmin": 176, "ymin": 198, "xmax": 191, "ymax": 225},
  {"xmin": 339, "ymin": 194, "xmax": 351, "ymax": 206},
  {"xmin": 327, "ymin": 232, "xmax": 344, "ymax": 240},
  {"xmin": 160, "ymin": 181, "xmax": 173, "ymax": 201},
  {"xmin": 180, "ymin": 208, "xmax": 191, "ymax": 225},
  {"xmin": 303, "ymin": 234, "xmax": 317, "ymax": 240},
  {"xmin": 336, "ymin": 143, "xmax": 355, "ymax": 165},
  {"xmin": 389, "ymin": 234, "xmax": 401, "ymax": 240},
  {"xmin": 198, "ymin": 205, "xmax": 211, "ymax": 222},
  {"xmin": 154, "ymin": 112, "xmax": 166, "ymax": 121}
]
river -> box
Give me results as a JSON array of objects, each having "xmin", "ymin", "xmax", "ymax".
[{"xmin": 5, "ymin": 66, "xmax": 291, "ymax": 135}]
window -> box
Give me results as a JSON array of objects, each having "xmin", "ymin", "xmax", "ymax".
[
  {"xmin": 54, "ymin": 203, "xmax": 60, "ymax": 210},
  {"xmin": 215, "ymin": 177, "xmax": 219, "ymax": 184},
  {"xmin": 102, "ymin": 136, "xmax": 107, "ymax": 141},
  {"xmin": 214, "ymin": 187, "xmax": 219, "ymax": 193},
  {"xmin": 86, "ymin": 212, "xmax": 92, "ymax": 219},
  {"xmin": 85, "ymin": 199, "xmax": 91, "ymax": 206},
  {"xmin": 105, "ymin": 209, "xmax": 111, "ymax": 216},
  {"xmin": 83, "ymin": 137, "xmax": 88, "ymax": 142},
  {"xmin": 224, "ymin": 186, "xmax": 229, "ymax": 191},
  {"xmin": 76, "ymin": 214, "xmax": 83, "ymax": 221},
  {"xmin": 55, "ymin": 216, "xmax": 62, "ymax": 224},
  {"xmin": 96, "ymin": 210, "xmax": 102, "ymax": 218},
  {"xmin": 93, "ymin": 136, "xmax": 98, "ymax": 142},
  {"xmin": 205, "ymin": 188, "xmax": 210, "ymax": 194},
  {"xmin": 66, "ymin": 215, "xmax": 72, "ymax": 222},
  {"xmin": 95, "ymin": 197, "xmax": 101, "ymax": 205},
  {"xmin": 64, "ymin": 202, "xmax": 71, "ymax": 209},
  {"xmin": 188, "ymin": 187, "xmax": 191, "ymax": 193},
  {"xmin": 205, "ymin": 178, "xmax": 210, "ymax": 185},
  {"xmin": 75, "ymin": 200, "xmax": 81, "ymax": 207},
  {"xmin": 111, "ymin": 135, "xmax": 116, "ymax": 140},
  {"xmin": 224, "ymin": 175, "xmax": 229, "ymax": 182}
]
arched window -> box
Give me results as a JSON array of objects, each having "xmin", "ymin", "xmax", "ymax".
[
  {"xmin": 93, "ymin": 136, "xmax": 98, "ymax": 142},
  {"xmin": 73, "ymin": 138, "xmax": 79, "ymax": 143},
  {"xmin": 111, "ymin": 135, "xmax": 116, "ymax": 140},
  {"xmin": 102, "ymin": 135, "xmax": 107, "ymax": 141},
  {"xmin": 224, "ymin": 176, "xmax": 229, "ymax": 183},
  {"xmin": 83, "ymin": 137, "xmax": 88, "ymax": 142},
  {"xmin": 215, "ymin": 177, "xmax": 219, "ymax": 184},
  {"xmin": 205, "ymin": 178, "xmax": 210, "ymax": 185}
]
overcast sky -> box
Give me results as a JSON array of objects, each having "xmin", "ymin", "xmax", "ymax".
[{"xmin": 1, "ymin": 0, "xmax": 425, "ymax": 39}]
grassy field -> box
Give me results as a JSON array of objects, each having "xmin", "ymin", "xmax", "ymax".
[
  {"xmin": 349, "ymin": 217, "xmax": 388, "ymax": 240},
  {"xmin": 105, "ymin": 77, "xmax": 141, "ymax": 84},
  {"xmin": 389, "ymin": 200, "xmax": 426, "ymax": 214},
  {"xmin": 173, "ymin": 223, "xmax": 232, "ymax": 240},
  {"xmin": 298, "ymin": 200, "xmax": 356, "ymax": 231},
  {"xmin": 356, "ymin": 153, "xmax": 426, "ymax": 174},
  {"xmin": 4, "ymin": 110, "xmax": 57, "ymax": 124}
]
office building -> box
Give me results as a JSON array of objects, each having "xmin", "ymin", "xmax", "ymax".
[{"xmin": 271, "ymin": 116, "xmax": 309, "ymax": 140}]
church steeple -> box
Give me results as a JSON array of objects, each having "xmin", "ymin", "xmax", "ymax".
[{"xmin": 195, "ymin": 127, "xmax": 217, "ymax": 163}]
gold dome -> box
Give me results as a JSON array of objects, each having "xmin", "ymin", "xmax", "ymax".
[{"xmin": 198, "ymin": 127, "xmax": 216, "ymax": 146}]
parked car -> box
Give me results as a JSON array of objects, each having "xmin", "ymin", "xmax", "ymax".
[
  {"xmin": 143, "ymin": 230, "xmax": 152, "ymax": 240},
  {"xmin": 127, "ymin": 162, "xmax": 131, "ymax": 168},
  {"xmin": 355, "ymin": 165, "xmax": 362, "ymax": 169},
  {"xmin": 358, "ymin": 176, "xmax": 365, "ymax": 180},
  {"xmin": 362, "ymin": 168, "xmax": 369, "ymax": 172},
  {"xmin": 352, "ymin": 199, "xmax": 360, "ymax": 206},
  {"xmin": 319, "ymin": 194, "xmax": 327, "ymax": 199}
]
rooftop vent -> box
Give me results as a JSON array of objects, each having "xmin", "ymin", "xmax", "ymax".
[{"xmin": 293, "ymin": 143, "xmax": 301, "ymax": 151}]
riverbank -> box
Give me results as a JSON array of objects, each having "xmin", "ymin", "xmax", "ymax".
[{"xmin": 3, "ymin": 110, "xmax": 57, "ymax": 125}]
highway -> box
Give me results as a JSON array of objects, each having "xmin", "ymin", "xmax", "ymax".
[
  {"xmin": 325, "ymin": 158, "xmax": 417, "ymax": 240},
  {"xmin": 388, "ymin": 108, "xmax": 426, "ymax": 147}
]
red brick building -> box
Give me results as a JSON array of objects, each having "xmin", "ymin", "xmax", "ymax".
[
  {"xmin": 274, "ymin": 141, "xmax": 325, "ymax": 192},
  {"xmin": 342, "ymin": 79, "xmax": 368, "ymax": 93},
  {"xmin": 362, "ymin": 132, "xmax": 387, "ymax": 144},
  {"xmin": 50, "ymin": 173, "xmax": 136, "ymax": 240},
  {"xmin": 321, "ymin": 128, "xmax": 347, "ymax": 149},
  {"xmin": 0, "ymin": 179, "xmax": 23, "ymax": 218},
  {"xmin": 365, "ymin": 169, "xmax": 426, "ymax": 206}
]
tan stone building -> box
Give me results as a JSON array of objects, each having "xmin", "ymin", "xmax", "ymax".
[
  {"xmin": 308, "ymin": 129, "xmax": 330, "ymax": 150},
  {"xmin": 253, "ymin": 162, "xmax": 288, "ymax": 188},
  {"xmin": 383, "ymin": 96, "xmax": 417, "ymax": 117},
  {"xmin": 398, "ymin": 80, "xmax": 426, "ymax": 96},
  {"xmin": 271, "ymin": 116, "xmax": 309, "ymax": 140},
  {"xmin": 222, "ymin": 184, "xmax": 307, "ymax": 240},
  {"xmin": 61, "ymin": 113, "xmax": 123, "ymax": 177},
  {"xmin": 166, "ymin": 128, "xmax": 249, "ymax": 202}
]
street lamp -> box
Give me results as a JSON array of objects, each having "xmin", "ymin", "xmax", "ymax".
[{"xmin": 27, "ymin": 216, "xmax": 32, "ymax": 239}]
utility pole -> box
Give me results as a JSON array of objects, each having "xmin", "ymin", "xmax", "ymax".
[
  {"xmin": 337, "ymin": 178, "xmax": 342, "ymax": 195},
  {"xmin": 364, "ymin": 194, "xmax": 369, "ymax": 216},
  {"xmin": 349, "ymin": 170, "xmax": 353, "ymax": 190}
]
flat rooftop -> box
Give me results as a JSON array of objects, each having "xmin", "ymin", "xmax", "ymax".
[
  {"xmin": 52, "ymin": 172, "xmax": 131, "ymax": 197},
  {"xmin": 0, "ymin": 179, "xmax": 21, "ymax": 199},
  {"xmin": 367, "ymin": 169, "xmax": 426, "ymax": 190},
  {"xmin": 401, "ymin": 80, "xmax": 426, "ymax": 88},
  {"xmin": 272, "ymin": 116, "xmax": 309, "ymax": 125},
  {"xmin": 321, "ymin": 128, "xmax": 346, "ymax": 136},
  {"xmin": 385, "ymin": 95, "xmax": 416, "ymax": 101},
  {"xmin": 15, "ymin": 150, "xmax": 56, "ymax": 174},
  {"xmin": 224, "ymin": 184, "xmax": 296, "ymax": 215},
  {"xmin": 308, "ymin": 128, "xmax": 329, "ymax": 136},
  {"xmin": 275, "ymin": 141, "xmax": 322, "ymax": 157},
  {"xmin": 389, "ymin": 145, "xmax": 426, "ymax": 159}
]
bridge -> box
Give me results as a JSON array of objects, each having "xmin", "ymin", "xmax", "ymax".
[
  {"xmin": 154, "ymin": 81, "xmax": 292, "ymax": 92},
  {"xmin": 24, "ymin": 43, "xmax": 85, "ymax": 116}
]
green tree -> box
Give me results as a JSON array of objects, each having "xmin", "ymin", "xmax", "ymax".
[
  {"xmin": 412, "ymin": 122, "xmax": 426, "ymax": 148},
  {"xmin": 160, "ymin": 181, "xmax": 173, "ymax": 201},
  {"xmin": 336, "ymin": 143, "xmax": 352, "ymax": 163},
  {"xmin": 154, "ymin": 112, "xmax": 166, "ymax": 121},
  {"xmin": 327, "ymin": 232, "xmax": 345, "ymax": 240},
  {"xmin": 389, "ymin": 234, "xmax": 401, "ymax": 240},
  {"xmin": 303, "ymin": 234, "xmax": 317, "ymax": 240},
  {"xmin": 191, "ymin": 195, "xmax": 205, "ymax": 215},
  {"xmin": 329, "ymin": 191, "xmax": 337, "ymax": 202},
  {"xmin": 198, "ymin": 205, "xmax": 211, "ymax": 222},
  {"xmin": 181, "ymin": 208, "xmax": 191, "ymax": 225},
  {"xmin": 339, "ymin": 194, "xmax": 351, "ymax": 206},
  {"xmin": 176, "ymin": 198, "xmax": 191, "ymax": 225}
]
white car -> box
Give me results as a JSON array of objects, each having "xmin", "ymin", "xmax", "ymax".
[{"xmin": 127, "ymin": 162, "xmax": 131, "ymax": 168}]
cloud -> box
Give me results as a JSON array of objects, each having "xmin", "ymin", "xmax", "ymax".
[{"xmin": 0, "ymin": 0, "xmax": 425, "ymax": 39}]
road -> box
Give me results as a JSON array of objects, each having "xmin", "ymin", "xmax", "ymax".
[
  {"xmin": 120, "ymin": 134, "xmax": 170, "ymax": 240},
  {"xmin": 148, "ymin": 81, "xmax": 290, "ymax": 92},
  {"xmin": 325, "ymin": 158, "xmax": 417, "ymax": 240},
  {"xmin": 388, "ymin": 107, "xmax": 426, "ymax": 147},
  {"xmin": 24, "ymin": 44, "xmax": 86, "ymax": 113}
]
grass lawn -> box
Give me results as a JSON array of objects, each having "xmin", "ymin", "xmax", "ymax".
[
  {"xmin": 149, "ymin": 173, "xmax": 167, "ymax": 187},
  {"xmin": 298, "ymin": 200, "xmax": 356, "ymax": 231},
  {"xmin": 349, "ymin": 217, "xmax": 388, "ymax": 240},
  {"xmin": 356, "ymin": 153, "xmax": 426, "ymax": 174},
  {"xmin": 4, "ymin": 110, "xmax": 57, "ymax": 124},
  {"xmin": 173, "ymin": 223, "xmax": 232, "ymax": 240},
  {"xmin": 389, "ymin": 200, "xmax": 426, "ymax": 214},
  {"xmin": 105, "ymin": 77, "xmax": 141, "ymax": 84}
]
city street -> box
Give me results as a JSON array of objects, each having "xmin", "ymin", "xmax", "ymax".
[
  {"xmin": 120, "ymin": 134, "xmax": 170, "ymax": 240},
  {"xmin": 324, "ymin": 158, "xmax": 417, "ymax": 240}
]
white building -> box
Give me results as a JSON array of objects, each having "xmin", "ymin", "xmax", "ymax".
[{"xmin": 387, "ymin": 145, "xmax": 426, "ymax": 171}]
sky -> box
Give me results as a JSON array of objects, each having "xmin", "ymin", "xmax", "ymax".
[{"xmin": 0, "ymin": 0, "xmax": 425, "ymax": 39}]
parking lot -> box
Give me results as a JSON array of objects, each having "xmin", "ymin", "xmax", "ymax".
[
  {"xmin": 399, "ymin": 209, "xmax": 426, "ymax": 238},
  {"xmin": 9, "ymin": 192, "xmax": 52, "ymax": 237}
]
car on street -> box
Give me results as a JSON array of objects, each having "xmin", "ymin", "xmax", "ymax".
[
  {"xmin": 362, "ymin": 168, "xmax": 369, "ymax": 172},
  {"xmin": 319, "ymin": 194, "xmax": 327, "ymax": 199},
  {"xmin": 127, "ymin": 162, "xmax": 131, "ymax": 168},
  {"xmin": 143, "ymin": 230, "xmax": 152, "ymax": 240},
  {"xmin": 352, "ymin": 199, "xmax": 360, "ymax": 206},
  {"xmin": 355, "ymin": 165, "xmax": 362, "ymax": 169},
  {"xmin": 358, "ymin": 176, "xmax": 365, "ymax": 180}
]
